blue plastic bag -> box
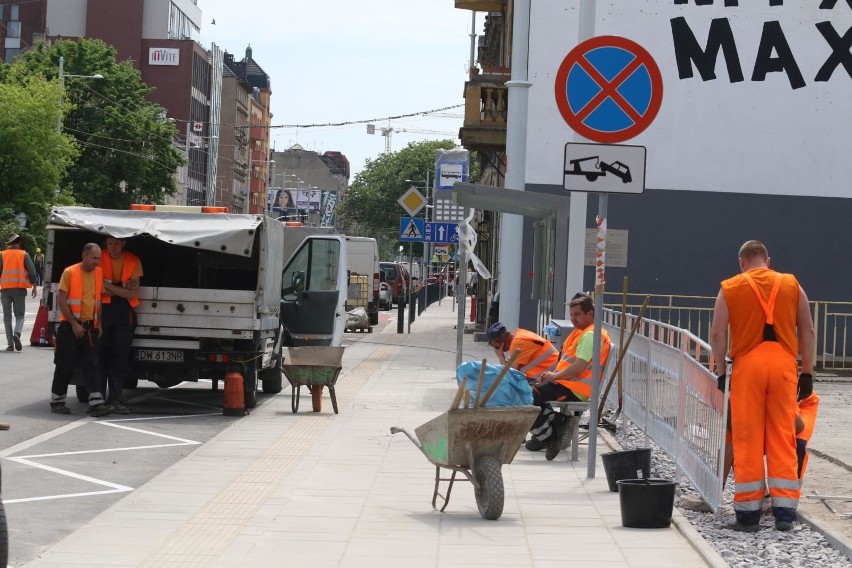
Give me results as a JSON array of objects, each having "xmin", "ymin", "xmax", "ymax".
[{"xmin": 455, "ymin": 361, "xmax": 534, "ymax": 407}]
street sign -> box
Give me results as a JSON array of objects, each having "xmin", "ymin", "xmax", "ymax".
[
  {"xmin": 555, "ymin": 35, "xmax": 663, "ymax": 144},
  {"xmin": 563, "ymin": 142, "xmax": 646, "ymax": 194},
  {"xmin": 399, "ymin": 217, "xmax": 425, "ymax": 242},
  {"xmin": 433, "ymin": 245, "xmax": 450, "ymax": 262},
  {"xmin": 424, "ymin": 222, "xmax": 459, "ymax": 244},
  {"xmin": 397, "ymin": 186, "xmax": 426, "ymax": 217}
]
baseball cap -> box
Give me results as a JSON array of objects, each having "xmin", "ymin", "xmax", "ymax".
[{"xmin": 486, "ymin": 322, "xmax": 507, "ymax": 342}]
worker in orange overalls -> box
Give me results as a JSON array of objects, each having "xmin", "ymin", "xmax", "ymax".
[
  {"xmin": 711, "ymin": 240, "xmax": 815, "ymax": 532},
  {"xmin": 528, "ymin": 294, "xmax": 611, "ymax": 459},
  {"xmin": 486, "ymin": 322, "xmax": 560, "ymax": 380}
]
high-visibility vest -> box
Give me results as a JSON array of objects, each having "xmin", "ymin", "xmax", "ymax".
[
  {"xmin": 100, "ymin": 251, "xmax": 141, "ymax": 308},
  {"xmin": 722, "ymin": 268, "xmax": 799, "ymax": 359},
  {"xmin": 0, "ymin": 249, "xmax": 32, "ymax": 289},
  {"xmin": 510, "ymin": 328, "xmax": 560, "ymax": 378},
  {"xmin": 553, "ymin": 325, "xmax": 612, "ymax": 400},
  {"xmin": 59, "ymin": 264, "xmax": 103, "ymax": 326}
]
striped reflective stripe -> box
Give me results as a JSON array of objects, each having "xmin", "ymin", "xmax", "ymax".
[
  {"xmin": 768, "ymin": 477, "xmax": 800, "ymax": 490},
  {"xmin": 771, "ymin": 497, "xmax": 799, "ymax": 509},
  {"xmin": 733, "ymin": 500, "xmax": 764, "ymax": 512},
  {"xmin": 520, "ymin": 345, "xmax": 559, "ymax": 373},
  {"xmin": 735, "ymin": 479, "xmax": 766, "ymax": 493}
]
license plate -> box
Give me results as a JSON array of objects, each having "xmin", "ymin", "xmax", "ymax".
[{"xmin": 135, "ymin": 349, "xmax": 184, "ymax": 363}]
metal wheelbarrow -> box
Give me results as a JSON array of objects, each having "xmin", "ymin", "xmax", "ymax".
[
  {"xmin": 391, "ymin": 406, "xmax": 539, "ymax": 520},
  {"xmin": 282, "ymin": 346, "xmax": 344, "ymax": 414}
]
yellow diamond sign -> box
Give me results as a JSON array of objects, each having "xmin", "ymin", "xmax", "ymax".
[{"xmin": 398, "ymin": 186, "xmax": 426, "ymax": 217}]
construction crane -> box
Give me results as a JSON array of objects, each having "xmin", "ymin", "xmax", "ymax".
[{"xmin": 367, "ymin": 124, "xmax": 457, "ymax": 153}]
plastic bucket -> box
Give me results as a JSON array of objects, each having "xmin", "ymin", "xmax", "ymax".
[
  {"xmin": 601, "ymin": 448, "xmax": 652, "ymax": 492},
  {"xmin": 616, "ymin": 478, "xmax": 677, "ymax": 528}
]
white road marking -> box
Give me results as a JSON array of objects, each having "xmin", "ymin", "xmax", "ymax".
[{"xmin": 2, "ymin": 415, "xmax": 204, "ymax": 504}]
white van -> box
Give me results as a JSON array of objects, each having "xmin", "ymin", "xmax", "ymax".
[{"xmin": 345, "ymin": 237, "xmax": 380, "ymax": 326}]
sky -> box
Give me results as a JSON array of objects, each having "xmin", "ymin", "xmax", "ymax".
[{"xmin": 197, "ymin": 1, "xmax": 476, "ymax": 180}]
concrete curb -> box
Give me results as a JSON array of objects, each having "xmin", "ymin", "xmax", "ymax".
[
  {"xmin": 599, "ymin": 428, "xmax": 729, "ymax": 568},
  {"xmin": 798, "ymin": 509, "xmax": 852, "ymax": 563}
]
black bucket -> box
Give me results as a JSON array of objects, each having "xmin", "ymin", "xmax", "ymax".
[
  {"xmin": 617, "ymin": 478, "xmax": 677, "ymax": 528},
  {"xmin": 601, "ymin": 448, "xmax": 652, "ymax": 492}
]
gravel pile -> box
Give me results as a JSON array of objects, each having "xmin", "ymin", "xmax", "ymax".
[{"xmin": 613, "ymin": 419, "xmax": 852, "ymax": 568}]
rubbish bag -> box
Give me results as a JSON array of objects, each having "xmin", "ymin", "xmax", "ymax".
[
  {"xmin": 346, "ymin": 307, "xmax": 369, "ymax": 329},
  {"xmin": 455, "ymin": 361, "xmax": 533, "ymax": 407}
]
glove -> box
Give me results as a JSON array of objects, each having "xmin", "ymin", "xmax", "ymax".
[
  {"xmin": 716, "ymin": 372, "xmax": 727, "ymax": 393},
  {"xmin": 797, "ymin": 373, "xmax": 813, "ymax": 401}
]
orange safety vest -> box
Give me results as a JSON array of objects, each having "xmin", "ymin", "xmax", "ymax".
[
  {"xmin": 553, "ymin": 325, "xmax": 612, "ymax": 400},
  {"xmin": 510, "ymin": 328, "xmax": 560, "ymax": 378},
  {"xmin": 721, "ymin": 268, "xmax": 799, "ymax": 359},
  {"xmin": 59, "ymin": 264, "xmax": 103, "ymax": 325},
  {"xmin": 100, "ymin": 251, "xmax": 140, "ymax": 308},
  {"xmin": 0, "ymin": 249, "xmax": 32, "ymax": 289}
]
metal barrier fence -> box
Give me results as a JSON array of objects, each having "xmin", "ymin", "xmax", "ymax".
[
  {"xmin": 602, "ymin": 308, "xmax": 727, "ymax": 514},
  {"xmin": 603, "ymin": 293, "xmax": 852, "ymax": 371}
]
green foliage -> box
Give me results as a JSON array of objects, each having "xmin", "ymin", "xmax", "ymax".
[
  {"xmin": 0, "ymin": 74, "xmax": 79, "ymax": 252},
  {"xmin": 338, "ymin": 140, "xmax": 479, "ymax": 259},
  {"xmin": 1, "ymin": 39, "xmax": 185, "ymax": 211}
]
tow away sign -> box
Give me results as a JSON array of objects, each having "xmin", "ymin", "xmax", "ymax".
[{"xmin": 563, "ymin": 142, "xmax": 646, "ymax": 194}]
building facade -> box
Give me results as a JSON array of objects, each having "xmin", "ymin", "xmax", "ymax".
[
  {"xmin": 269, "ymin": 146, "xmax": 349, "ymax": 228},
  {"xmin": 0, "ymin": 0, "xmax": 47, "ymax": 62}
]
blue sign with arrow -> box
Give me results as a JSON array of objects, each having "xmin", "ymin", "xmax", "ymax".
[{"xmin": 425, "ymin": 222, "xmax": 459, "ymax": 244}]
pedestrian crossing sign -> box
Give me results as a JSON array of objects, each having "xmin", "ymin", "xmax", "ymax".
[{"xmin": 399, "ymin": 217, "xmax": 425, "ymax": 242}]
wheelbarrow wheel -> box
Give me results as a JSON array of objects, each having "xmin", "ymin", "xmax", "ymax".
[{"xmin": 473, "ymin": 455, "xmax": 504, "ymax": 520}]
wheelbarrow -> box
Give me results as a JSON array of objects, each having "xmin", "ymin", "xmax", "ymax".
[
  {"xmin": 282, "ymin": 346, "xmax": 344, "ymax": 414},
  {"xmin": 391, "ymin": 405, "xmax": 539, "ymax": 520}
]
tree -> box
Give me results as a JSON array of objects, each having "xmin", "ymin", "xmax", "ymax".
[
  {"xmin": 1, "ymin": 39, "xmax": 185, "ymax": 209},
  {"xmin": 0, "ymin": 76, "xmax": 79, "ymax": 252},
  {"xmin": 339, "ymin": 140, "xmax": 478, "ymax": 258}
]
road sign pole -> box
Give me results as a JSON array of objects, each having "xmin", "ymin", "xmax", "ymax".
[{"xmin": 588, "ymin": 192, "xmax": 607, "ymax": 479}]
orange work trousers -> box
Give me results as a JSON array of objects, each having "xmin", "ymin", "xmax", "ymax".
[{"xmin": 730, "ymin": 341, "xmax": 799, "ymax": 524}]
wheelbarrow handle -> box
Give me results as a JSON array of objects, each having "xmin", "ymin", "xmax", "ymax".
[{"xmin": 390, "ymin": 426, "xmax": 422, "ymax": 450}]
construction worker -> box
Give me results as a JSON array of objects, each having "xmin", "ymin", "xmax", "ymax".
[
  {"xmin": 33, "ymin": 247, "xmax": 45, "ymax": 286},
  {"xmin": 486, "ymin": 321, "xmax": 559, "ymax": 379},
  {"xmin": 1, "ymin": 234, "xmax": 37, "ymax": 352},
  {"xmin": 98, "ymin": 237, "xmax": 143, "ymax": 414},
  {"xmin": 711, "ymin": 240, "xmax": 815, "ymax": 532},
  {"xmin": 51, "ymin": 243, "xmax": 110, "ymax": 417},
  {"xmin": 530, "ymin": 294, "xmax": 612, "ymax": 458}
]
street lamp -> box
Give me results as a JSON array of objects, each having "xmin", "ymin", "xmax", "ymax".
[{"xmin": 56, "ymin": 56, "xmax": 104, "ymax": 135}]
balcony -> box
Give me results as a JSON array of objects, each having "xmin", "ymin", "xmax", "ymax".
[
  {"xmin": 455, "ymin": 0, "xmax": 506, "ymax": 11},
  {"xmin": 459, "ymin": 75, "xmax": 508, "ymax": 151}
]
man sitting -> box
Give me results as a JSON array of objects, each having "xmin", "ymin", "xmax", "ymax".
[
  {"xmin": 486, "ymin": 321, "xmax": 559, "ymax": 379},
  {"xmin": 529, "ymin": 294, "xmax": 612, "ymax": 459}
]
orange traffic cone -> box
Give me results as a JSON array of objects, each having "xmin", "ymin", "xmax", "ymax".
[{"xmin": 223, "ymin": 371, "xmax": 246, "ymax": 416}]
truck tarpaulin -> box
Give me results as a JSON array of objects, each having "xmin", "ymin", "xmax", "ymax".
[{"xmin": 48, "ymin": 207, "xmax": 262, "ymax": 257}]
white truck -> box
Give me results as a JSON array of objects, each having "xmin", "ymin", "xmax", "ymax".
[
  {"xmin": 44, "ymin": 206, "xmax": 348, "ymax": 408},
  {"xmin": 344, "ymin": 236, "xmax": 380, "ymax": 326}
]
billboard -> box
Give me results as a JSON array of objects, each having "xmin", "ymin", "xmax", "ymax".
[{"xmin": 526, "ymin": 1, "xmax": 852, "ymax": 198}]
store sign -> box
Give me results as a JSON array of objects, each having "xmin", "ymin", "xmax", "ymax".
[{"xmin": 149, "ymin": 48, "xmax": 180, "ymax": 66}]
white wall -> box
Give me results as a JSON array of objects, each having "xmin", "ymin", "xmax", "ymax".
[
  {"xmin": 46, "ymin": 0, "xmax": 88, "ymax": 38},
  {"xmin": 525, "ymin": 1, "xmax": 852, "ymax": 198}
]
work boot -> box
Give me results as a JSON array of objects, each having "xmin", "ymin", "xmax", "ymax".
[
  {"xmin": 86, "ymin": 403, "xmax": 113, "ymax": 418},
  {"xmin": 775, "ymin": 520, "xmax": 794, "ymax": 531},
  {"xmin": 5, "ymin": 345, "xmax": 14, "ymax": 352},
  {"xmin": 0, "ymin": 421, "xmax": 9, "ymax": 430},
  {"xmin": 110, "ymin": 401, "xmax": 131, "ymax": 415},
  {"xmin": 50, "ymin": 403, "xmax": 71, "ymax": 415},
  {"xmin": 525, "ymin": 438, "xmax": 545, "ymax": 451},
  {"xmin": 727, "ymin": 520, "xmax": 760, "ymax": 533},
  {"xmin": 13, "ymin": 332, "xmax": 22, "ymax": 351}
]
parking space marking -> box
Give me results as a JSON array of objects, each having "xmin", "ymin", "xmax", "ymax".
[{"xmin": 3, "ymin": 414, "xmax": 206, "ymax": 504}]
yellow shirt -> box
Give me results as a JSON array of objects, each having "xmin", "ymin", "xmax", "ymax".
[
  {"xmin": 107, "ymin": 255, "xmax": 144, "ymax": 283},
  {"xmin": 58, "ymin": 267, "xmax": 98, "ymax": 321}
]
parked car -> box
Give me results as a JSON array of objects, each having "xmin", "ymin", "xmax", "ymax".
[
  {"xmin": 378, "ymin": 273, "xmax": 392, "ymax": 310},
  {"xmin": 380, "ymin": 261, "xmax": 411, "ymax": 305}
]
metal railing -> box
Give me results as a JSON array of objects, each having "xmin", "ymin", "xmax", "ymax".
[
  {"xmin": 603, "ymin": 293, "xmax": 852, "ymax": 371},
  {"xmin": 602, "ymin": 308, "xmax": 727, "ymax": 514}
]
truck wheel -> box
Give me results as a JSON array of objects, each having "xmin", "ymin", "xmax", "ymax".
[
  {"xmin": 261, "ymin": 345, "xmax": 283, "ymax": 394},
  {"xmin": 369, "ymin": 310, "xmax": 379, "ymax": 326},
  {"xmin": 76, "ymin": 385, "xmax": 89, "ymax": 403},
  {"xmin": 124, "ymin": 376, "xmax": 139, "ymax": 390},
  {"xmin": 244, "ymin": 360, "xmax": 258, "ymax": 409}
]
